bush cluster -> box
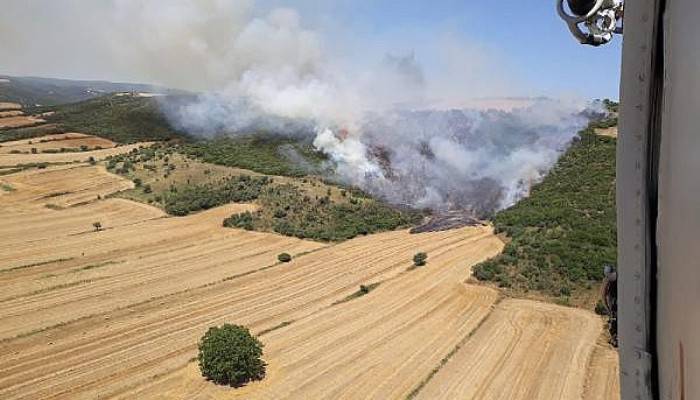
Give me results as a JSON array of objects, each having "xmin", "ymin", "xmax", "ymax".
[
  {"xmin": 198, "ymin": 324, "xmax": 266, "ymax": 387},
  {"xmin": 165, "ymin": 175, "xmax": 271, "ymax": 216},
  {"xmin": 223, "ymin": 182, "xmax": 420, "ymax": 241},
  {"xmin": 227, "ymin": 184, "xmax": 419, "ymax": 242}
]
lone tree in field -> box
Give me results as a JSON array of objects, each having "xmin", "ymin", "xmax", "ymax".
[
  {"xmin": 198, "ymin": 324, "xmax": 266, "ymax": 387},
  {"xmin": 277, "ymin": 253, "xmax": 292, "ymax": 263},
  {"xmin": 92, "ymin": 221, "xmax": 102, "ymax": 232},
  {"xmin": 413, "ymin": 252, "xmax": 428, "ymax": 267}
]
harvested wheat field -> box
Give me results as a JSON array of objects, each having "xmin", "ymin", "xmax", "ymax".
[
  {"xmin": 0, "ymin": 102, "xmax": 22, "ymax": 111},
  {"xmin": 0, "ymin": 141, "xmax": 151, "ymax": 167},
  {"xmin": 0, "ymin": 164, "xmax": 137, "ymax": 208},
  {"xmin": 0, "ymin": 162, "xmax": 618, "ymax": 400},
  {"xmin": 0, "ymin": 133, "xmax": 115, "ymax": 154},
  {"xmin": 0, "ymin": 110, "xmax": 24, "ymax": 118},
  {"xmin": 414, "ymin": 299, "xmax": 619, "ymax": 400},
  {"xmin": 0, "ymin": 115, "xmax": 45, "ymax": 129}
]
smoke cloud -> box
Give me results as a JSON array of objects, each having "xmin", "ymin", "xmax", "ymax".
[
  {"xmin": 0, "ymin": 1, "xmax": 594, "ymax": 214},
  {"xmin": 312, "ymin": 99, "xmax": 591, "ymax": 215}
]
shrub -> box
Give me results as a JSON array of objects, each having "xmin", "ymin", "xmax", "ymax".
[
  {"xmin": 92, "ymin": 221, "xmax": 102, "ymax": 231},
  {"xmin": 413, "ymin": 252, "xmax": 428, "ymax": 267},
  {"xmin": 197, "ymin": 324, "xmax": 266, "ymax": 387},
  {"xmin": 595, "ymin": 300, "xmax": 609, "ymax": 315},
  {"xmin": 143, "ymin": 184, "xmax": 152, "ymax": 194},
  {"xmin": 224, "ymin": 211, "xmax": 255, "ymax": 230},
  {"xmin": 277, "ymin": 253, "xmax": 292, "ymax": 263}
]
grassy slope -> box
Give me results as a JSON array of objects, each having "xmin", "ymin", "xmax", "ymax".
[{"xmin": 473, "ymin": 125, "xmax": 617, "ymax": 307}]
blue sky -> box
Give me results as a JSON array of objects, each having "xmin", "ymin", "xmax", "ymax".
[
  {"xmin": 257, "ymin": 0, "xmax": 622, "ymax": 100},
  {"xmin": 0, "ymin": 1, "xmax": 622, "ymax": 101}
]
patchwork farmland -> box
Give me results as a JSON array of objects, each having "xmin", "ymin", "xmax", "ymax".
[{"xmin": 0, "ymin": 103, "xmax": 619, "ymax": 399}]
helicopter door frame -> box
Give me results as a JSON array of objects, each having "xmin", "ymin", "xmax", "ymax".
[{"xmin": 617, "ymin": 0, "xmax": 665, "ymax": 399}]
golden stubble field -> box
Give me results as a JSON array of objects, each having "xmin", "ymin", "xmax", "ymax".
[{"xmin": 0, "ymin": 137, "xmax": 619, "ymax": 400}]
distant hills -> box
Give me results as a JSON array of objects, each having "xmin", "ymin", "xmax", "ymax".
[{"xmin": 0, "ymin": 75, "xmax": 187, "ymax": 106}]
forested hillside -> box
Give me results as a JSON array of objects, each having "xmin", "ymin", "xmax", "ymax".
[{"xmin": 473, "ymin": 123, "xmax": 617, "ymax": 307}]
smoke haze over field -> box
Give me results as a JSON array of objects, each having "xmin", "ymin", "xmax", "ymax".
[{"xmin": 1, "ymin": 0, "xmax": 595, "ymax": 213}]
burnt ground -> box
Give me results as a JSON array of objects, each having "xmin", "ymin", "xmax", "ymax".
[{"xmin": 410, "ymin": 210, "xmax": 484, "ymax": 234}]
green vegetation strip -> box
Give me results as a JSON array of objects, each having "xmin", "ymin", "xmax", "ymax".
[
  {"xmin": 0, "ymin": 124, "xmax": 64, "ymax": 143},
  {"xmin": 0, "ymin": 279, "xmax": 99, "ymax": 303},
  {"xmin": 473, "ymin": 126, "xmax": 616, "ymax": 303},
  {"xmin": 0, "ymin": 168, "xmax": 23, "ymax": 176},
  {"xmin": 1, "ymin": 257, "xmax": 75, "ymax": 273},
  {"xmin": 71, "ymin": 260, "xmax": 121, "ymax": 272}
]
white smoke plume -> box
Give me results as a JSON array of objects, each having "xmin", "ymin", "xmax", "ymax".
[
  {"xmin": 0, "ymin": 1, "xmax": 594, "ymax": 214},
  {"xmin": 313, "ymin": 100, "xmax": 591, "ymax": 214}
]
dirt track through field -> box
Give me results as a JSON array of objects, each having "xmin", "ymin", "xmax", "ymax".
[{"xmin": 0, "ymin": 157, "xmax": 618, "ymax": 399}]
